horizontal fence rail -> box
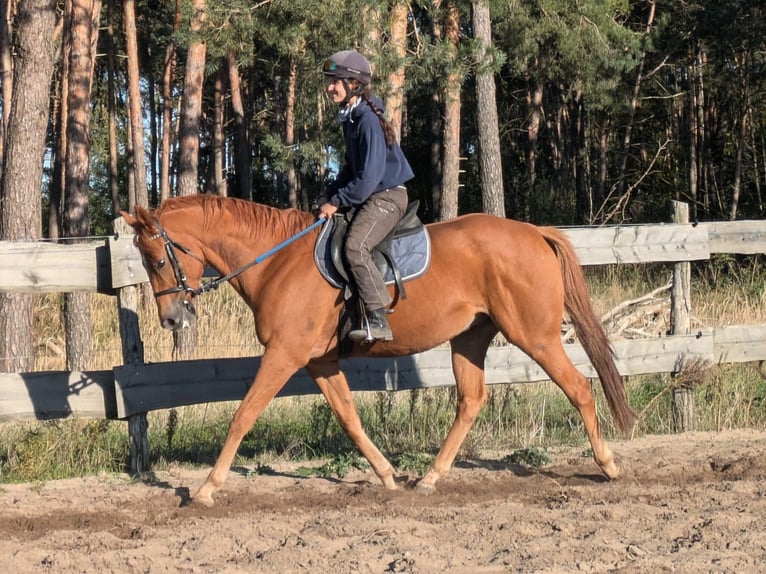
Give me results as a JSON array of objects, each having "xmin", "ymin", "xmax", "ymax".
[
  {"xmin": 5, "ymin": 219, "xmax": 764, "ymax": 294},
  {"xmin": 1, "ymin": 218, "xmax": 766, "ymax": 422}
]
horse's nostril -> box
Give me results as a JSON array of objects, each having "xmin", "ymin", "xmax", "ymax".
[{"xmin": 161, "ymin": 317, "xmax": 176, "ymax": 330}]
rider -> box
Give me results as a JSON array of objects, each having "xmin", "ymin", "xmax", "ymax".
[{"xmin": 317, "ymin": 49, "xmax": 414, "ymax": 343}]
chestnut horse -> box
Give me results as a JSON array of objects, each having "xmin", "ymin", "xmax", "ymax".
[{"xmin": 123, "ymin": 194, "xmax": 634, "ymax": 507}]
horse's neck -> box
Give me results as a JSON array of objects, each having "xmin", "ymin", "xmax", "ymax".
[{"xmin": 200, "ymin": 204, "xmax": 310, "ymax": 274}]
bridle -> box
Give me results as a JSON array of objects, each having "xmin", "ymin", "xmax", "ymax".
[
  {"xmin": 144, "ymin": 215, "xmax": 327, "ymax": 300},
  {"xmin": 146, "ymin": 218, "xmax": 208, "ymax": 299}
]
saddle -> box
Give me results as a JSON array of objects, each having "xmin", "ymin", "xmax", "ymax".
[{"xmin": 314, "ymin": 200, "xmax": 431, "ymax": 307}]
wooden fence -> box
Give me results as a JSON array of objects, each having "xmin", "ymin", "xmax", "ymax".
[{"xmin": 2, "ymin": 202, "xmax": 766, "ymax": 472}]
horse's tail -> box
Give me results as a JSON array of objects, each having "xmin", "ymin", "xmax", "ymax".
[{"xmin": 539, "ymin": 227, "xmax": 636, "ymax": 435}]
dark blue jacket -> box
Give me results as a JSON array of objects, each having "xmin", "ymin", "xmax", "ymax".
[{"xmin": 327, "ymin": 97, "xmax": 414, "ymax": 208}]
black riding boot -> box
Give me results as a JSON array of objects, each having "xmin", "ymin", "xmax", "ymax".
[{"xmin": 349, "ymin": 308, "xmax": 393, "ymax": 343}]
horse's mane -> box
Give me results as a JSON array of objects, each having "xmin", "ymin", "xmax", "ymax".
[{"xmin": 155, "ymin": 194, "xmax": 315, "ymax": 241}]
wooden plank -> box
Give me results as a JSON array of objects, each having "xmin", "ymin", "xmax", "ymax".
[
  {"xmin": 0, "ymin": 240, "xmax": 113, "ymax": 294},
  {"xmin": 563, "ymin": 224, "xmax": 710, "ymax": 265},
  {"xmin": 113, "ymin": 216, "xmax": 151, "ymax": 474},
  {"xmin": 704, "ymin": 220, "xmax": 766, "ymax": 254},
  {"xmin": 484, "ymin": 332, "xmax": 714, "ymax": 381},
  {"xmin": 109, "ymin": 232, "xmax": 149, "ymax": 288},
  {"xmin": 8, "ymin": 325, "xmax": 759, "ymax": 421},
  {"xmin": 107, "ymin": 222, "xmax": 714, "ymax": 290},
  {"xmin": 713, "ymin": 324, "xmax": 766, "ymax": 363},
  {"xmin": 670, "ymin": 201, "xmax": 694, "ymax": 431},
  {"xmin": 0, "ymin": 370, "xmax": 117, "ymax": 421},
  {"xmin": 113, "ymin": 332, "xmax": 716, "ymax": 418}
]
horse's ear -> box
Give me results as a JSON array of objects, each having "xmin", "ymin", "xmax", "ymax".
[
  {"xmin": 121, "ymin": 205, "xmax": 153, "ymax": 229},
  {"xmin": 120, "ymin": 210, "xmax": 137, "ymax": 227}
]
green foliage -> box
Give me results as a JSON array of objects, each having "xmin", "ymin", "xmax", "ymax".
[
  {"xmin": 0, "ymin": 420, "xmax": 128, "ymax": 483},
  {"xmin": 494, "ymin": 0, "xmax": 641, "ymax": 109},
  {"xmin": 6, "ymin": 0, "xmax": 766, "ymax": 248},
  {"xmin": 392, "ymin": 452, "xmax": 434, "ymax": 475},
  {"xmin": 296, "ymin": 452, "xmax": 369, "ymax": 479},
  {"xmin": 504, "ymin": 446, "xmax": 551, "ymax": 468}
]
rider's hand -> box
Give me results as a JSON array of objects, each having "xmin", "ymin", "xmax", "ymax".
[{"xmin": 317, "ymin": 202, "xmax": 338, "ymax": 221}]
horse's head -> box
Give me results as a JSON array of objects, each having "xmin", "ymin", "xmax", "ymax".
[{"xmin": 121, "ymin": 206, "xmax": 204, "ymax": 331}]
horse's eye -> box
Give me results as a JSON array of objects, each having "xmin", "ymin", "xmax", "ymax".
[{"xmin": 154, "ymin": 258, "xmax": 166, "ymax": 270}]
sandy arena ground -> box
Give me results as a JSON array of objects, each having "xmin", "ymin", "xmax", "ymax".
[{"xmin": 2, "ymin": 429, "xmax": 765, "ymax": 573}]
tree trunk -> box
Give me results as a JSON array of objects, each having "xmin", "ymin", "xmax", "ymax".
[
  {"xmin": 0, "ymin": 0, "xmax": 15, "ymax": 177},
  {"xmin": 596, "ymin": 122, "xmax": 609, "ymax": 217},
  {"xmin": 211, "ymin": 64, "xmax": 226, "ymax": 195},
  {"xmin": 429, "ymin": 88, "xmax": 442, "ymax": 220},
  {"xmin": 174, "ymin": 0, "xmax": 206, "ymax": 360},
  {"xmin": 428, "ymin": 1, "xmax": 443, "ymax": 219},
  {"xmin": 0, "ymin": 0, "xmax": 59, "ymax": 372},
  {"xmin": 615, "ymin": 1, "xmax": 655, "ymax": 215},
  {"xmin": 687, "ymin": 63, "xmax": 699, "ymax": 219},
  {"xmin": 571, "ymin": 91, "xmax": 589, "ymax": 223},
  {"xmin": 750, "ymin": 103, "xmax": 763, "ymax": 212},
  {"xmin": 472, "ymin": 0, "xmax": 504, "ymax": 218},
  {"xmin": 386, "ymin": 0, "xmax": 408, "ymax": 141},
  {"xmin": 438, "ymin": 0, "xmax": 461, "ymax": 221},
  {"xmin": 62, "ymin": 0, "xmax": 101, "ymax": 371},
  {"xmin": 228, "ymin": 51, "xmax": 251, "ymax": 200},
  {"xmin": 524, "ymin": 70, "xmax": 543, "ymax": 221},
  {"xmin": 177, "ymin": 0, "xmax": 206, "ymax": 199},
  {"xmin": 124, "ymin": 0, "xmax": 148, "ymax": 209},
  {"xmin": 285, "ymin": 53, "xmax": 298, "ymax": 208},
  {"xmin": 54, "ymin": 0, "xmax": 70, "ymax": 240},
  {"xmin": 148, "ymin": 72, "xmax": 158, "ymax": 205},
  {"xmin": 106, "ymin": 0, "xmax": 120, "ymax": 217},
  {"xmin": 695, "ymin": 51, "xmax": 708, "ymax": 218},
  {"xmin": 49, "ymin": 73, "xmax": 62, "ymax": 240},
  {"xmin": 361, "ymin": 4, "xmax": 380, "ymax": 54},
  {"xmin": 729, "ymin": 50, "xmax": 750, "ymax": 221},
  {"xmin": 160, "ymin": 0, "xmax": 181, "ymax": 203}
]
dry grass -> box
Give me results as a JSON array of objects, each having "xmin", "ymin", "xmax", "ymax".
[{"xmin": 33, "ymin": 283, "xmax": 261, "ymax": 371}]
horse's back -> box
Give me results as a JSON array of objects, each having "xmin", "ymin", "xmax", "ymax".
[{"xmin": 426, "ymin": 213, "xmax": 560, "ymax": 270}]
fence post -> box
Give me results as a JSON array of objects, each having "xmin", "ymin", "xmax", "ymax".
[
  {"xmin": 112, "ymin": 217, "xmax": 150, "ymax": 474},
  {"xmin": 670, "ymin": 200, "xmax": 694, "ymax": 431}
]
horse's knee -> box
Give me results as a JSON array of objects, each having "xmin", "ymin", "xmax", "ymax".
[{"xmin": 457, "ymin": 394, "xmax": 487, "ymax": 422}]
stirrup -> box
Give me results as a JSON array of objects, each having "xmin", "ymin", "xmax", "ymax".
[{"xmin": 349, "ymin": 310, "xmax": 392, "ymax": 343}]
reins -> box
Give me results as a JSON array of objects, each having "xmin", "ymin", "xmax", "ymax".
[{"xmin": 149, "ymin": 216, "xmax": 326, "ymax": 299}]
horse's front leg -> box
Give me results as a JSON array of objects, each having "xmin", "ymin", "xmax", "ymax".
[
  {"xmin": 306, "ymin": 359, "xmax": 398, "ymax": 490},
  {"xmin": 191, "ymin": 352, "xmax": 298, "ymax": 507}
]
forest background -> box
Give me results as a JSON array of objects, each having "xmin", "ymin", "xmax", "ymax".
[{"xmin": 0, "ymin": 0, "xmax": 765, "ymax": 375}]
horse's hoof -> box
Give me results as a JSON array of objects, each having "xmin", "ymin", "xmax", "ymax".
[
  {"xmin": 381, "ymin": 475, "xmax": 403, "ymax": 490},
  {"xmin": 601, "ymin": 462, "xmax": 620, "ymax": 480},
  {"xmin": 414, "ymin": 481, "xmax": 436, "ymax": 495},
  {"xmin": 186, "ymin": 494, "xmax": 214, "ymax": 508}
]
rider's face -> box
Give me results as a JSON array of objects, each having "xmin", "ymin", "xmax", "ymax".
[{"xmin": 326, "ymin": 78, "xmax": 347, "ymax": 104}]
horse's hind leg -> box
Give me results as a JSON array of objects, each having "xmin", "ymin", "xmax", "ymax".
[
  {"xmin": 522, "ymin": 338, "xmax": 618, "ymax": 479},
  {"xmin": 306, "ymin": 359, "xmax": 398, "ymax": 489},
  {"xmin": 417, "ymin": 322, "xmax": 497, "ymax": 493}
]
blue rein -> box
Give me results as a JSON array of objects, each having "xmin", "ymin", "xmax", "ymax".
[{"xmin": 151, "ymin": 217, "xmax": 326, "ymax": 298}]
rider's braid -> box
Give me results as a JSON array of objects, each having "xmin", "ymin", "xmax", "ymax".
[{"xmin": 360, "ymin": 89, "xmax": 397, "ymax": 148}]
